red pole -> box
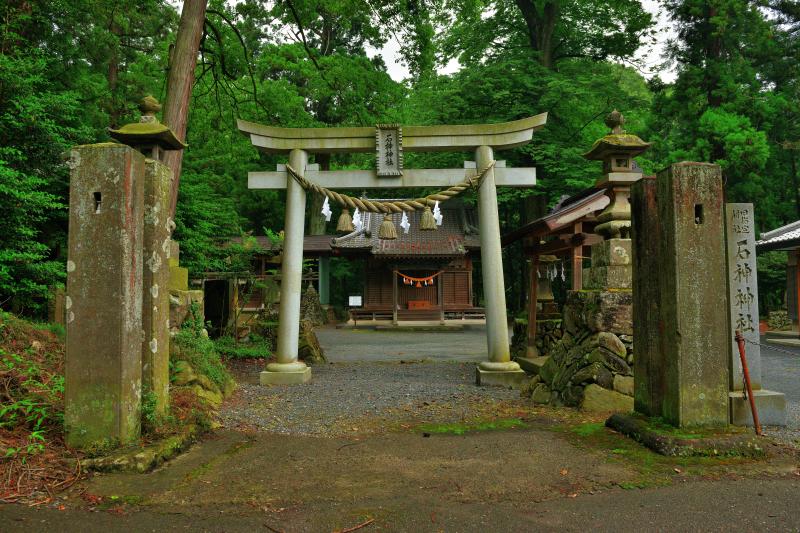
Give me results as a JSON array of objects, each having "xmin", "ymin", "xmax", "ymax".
[{"xmin": 735, "ymin": 329, "xmax": 762, "ymax": 436}]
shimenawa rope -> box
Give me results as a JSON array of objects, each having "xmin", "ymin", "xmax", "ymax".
[{"xmin": 284, "ymin": 160, "xmax": 496, "ymax": 214}]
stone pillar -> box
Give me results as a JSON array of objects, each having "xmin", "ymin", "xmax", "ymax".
[
  {"xmin": 475, "ymin": 145, "xmax": 524, "ymax": 387},
  {"xmin": 318, "ymin": 256, "xmax": 330, "ymax": 306},
  {"xmin": 65, "ymin": 144, "xmax": 144, "ymax": 448},
  {"xmin": 631, "ymin": 177, "xmax": 664, "ymax": 416},
  {"xmin": 725, "ymin": 203, "xmax": 786, "ymax": 425},
  {"xmin": 142, "ymin": 160, "xmax": 172, "ymax": 415},
  {"xmin": 262, "ymin": 149, "xmax": 311, "ymax": 385},
  {"xmin": 633, "ymin": 162, "xmax": 729, "ymax": 427},
  {"xmin": 583, "ymin": 239, "xmax": 632, "ymax": 290}
]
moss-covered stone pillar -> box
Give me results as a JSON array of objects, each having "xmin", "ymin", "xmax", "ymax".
[
  {"xmin": 65, "ymin": 144, "xmax": 145, "ymax": 448},
  {"xmin": 142, "ymin": 160, "xmax": 172, "ymax": 415},
  {"xmin": 632, "ymin": 162, "xmax": 729, "ymax": 428}
]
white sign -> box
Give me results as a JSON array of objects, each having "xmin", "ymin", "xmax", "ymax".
[
  {"xmin": 375, "ymin": 124, "xmax": 402, "ymax": 177},
  {"xmin": 348, "ymin": 295, "xmax": 363, "ymax": 307},
  {"xmin": 725, "ymin": 203, "xmax": 761, "ymax": 390}
]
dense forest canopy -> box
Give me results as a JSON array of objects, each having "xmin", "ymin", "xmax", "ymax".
[{"xmin": 1, "ymin": 0, "xmax": 798, "ymax": 315}]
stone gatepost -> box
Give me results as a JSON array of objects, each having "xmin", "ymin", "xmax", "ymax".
[
  {"xmin": 65, "ymin": 143, "xmax": 145, "ymax": 448},
  {"xmin": 142, "ymin": 159, "xmax": 172, "ymax": 415},
  {"xmin": 632, "ymin": 162, "xmax": 729, "ymax": 427},
  {"xmin": 109, "ymin": 96, "xmax": 186, "ymax": 416}
]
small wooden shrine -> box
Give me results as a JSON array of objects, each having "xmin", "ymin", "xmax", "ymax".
[{"xmin": 330, "ymin": 201, "xmax": 483, "ymax": 323}]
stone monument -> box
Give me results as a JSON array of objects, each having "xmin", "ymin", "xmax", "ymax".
[
  {"xmin": 65, "ymin": 143, "xmax": 146, "ymax": 448},
  {"xmin": 65, "ymin": 98, "xmax": 185, "ymax": 447},
  {"xmin": 725, "ymin": 203, "xmax": 786, "ymax": 425},
  {"xmin": 632, "ymin": 162, "xmax": 729, "ymax": 427}
]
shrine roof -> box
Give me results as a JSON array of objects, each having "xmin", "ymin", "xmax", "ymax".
[
  {"xmin": 756, "ymin": 220, "xmax": 800, "ymax": 251},
  {"xmin": 331, "ymin": 201, "xmax": 479, "ymax": 258},
  {"xmin": 501, "ymin": 187, "xmax": 610, "ymax": 247}
]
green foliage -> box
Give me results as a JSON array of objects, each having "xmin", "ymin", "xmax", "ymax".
[
  {"xmin": 757, "ymin": 251, "xmax": 788, "ymax": 314},
  {"xmin": 0, "ymin": 312, "xmax": 65, "ymax": 461},
  {"xmin": 172, "ymin": 322, "xmax": 231, "ymax": 391},
  {"xmin": 213, "ymin": 335, "xmax": 271, "ymax": 359},
  {"xmin": 140, "ymin": 388, "xmax": 160, "ymax": 435},
  {"xmin": 418, "ymin": 418, "xmax": 527, "ymax": 435},
  {"xmin": 648, "ymin": 0, "xmax": 800, "ymax": 231}
]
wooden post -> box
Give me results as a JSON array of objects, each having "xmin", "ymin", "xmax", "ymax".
[
  {"xmin": 572, "ymin": 222, "xmax": 583, "ymax": 290},
  {"xmin": 527, "ymin": 256, "xmax": 539, "ymax": 356},
  {"xmin": 438, "ymin": 272, "xmax": 445, "ymax": 324},
  {"xmin": 796, "ymin": 250, "xmax": 800, "ymax": 328},
  {"xmin": 392, "ymin": 269, "xmax": 398, "ymax": 325}
]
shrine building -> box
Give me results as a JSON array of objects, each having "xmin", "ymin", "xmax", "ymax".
[{"xmin": 320, "ymin": 200, "xmax": 484, "ymax": 324}]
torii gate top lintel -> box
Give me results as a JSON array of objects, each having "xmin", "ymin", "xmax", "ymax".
[{"xmin": 237, "ymin": 113, "xmax": 547, "ymax": 154}]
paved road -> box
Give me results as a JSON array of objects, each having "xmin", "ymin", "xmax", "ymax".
[{"xmin": 761, "ymin": 336, "xmax": 800, "ymax": 434}]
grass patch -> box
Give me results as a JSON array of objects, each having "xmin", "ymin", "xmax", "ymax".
[
  {"xmin": 418, "ymin": 418, "xmax": 527, "ymax": 435},
  {"xmin": 572, "ymin": 422, "xmax": 605, "ymax": 437}
]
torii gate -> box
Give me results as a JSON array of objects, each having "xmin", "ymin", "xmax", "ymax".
[{"xmin": 238, "ymin": 114, "xmax": 548, "ymax": 386}]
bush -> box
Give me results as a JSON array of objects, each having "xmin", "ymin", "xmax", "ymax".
[
  {"xmin": 213, "ymin": 335, "xmax": 271, "ymax": 360},
  {"xmin": 0, "ymin": 311, "xmax": 64, "ymax": 459},
  {"xmin": 171, "ymin": 329, "xmax": 231, "ymax": 391}
]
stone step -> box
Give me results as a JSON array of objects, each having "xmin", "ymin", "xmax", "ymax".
[{"xmin": 515, "ymin": 356, "xmax": 549, "ymax": 375}]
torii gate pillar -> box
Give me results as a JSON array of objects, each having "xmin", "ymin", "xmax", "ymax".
[
  {"xmin": 261, "ymin": 148, "xmax": 312, "ymax": 385},
  {"xmin": 475, "ymin": 145, "xmax": 524, "ymax": 386}
]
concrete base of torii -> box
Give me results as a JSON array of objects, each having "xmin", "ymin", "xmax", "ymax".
[
  {"xmin": 476, "ymin": 367, "xmax": 527, "ymax": 388},
  {"xmin": 260, "ymin": 362, "xmax": 312, "ymax": 385}
]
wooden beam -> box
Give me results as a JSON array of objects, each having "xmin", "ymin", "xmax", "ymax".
[
  {"xmin": 392, "ymin": 270, "xmax": 398, "ymax": 326},
  {"xmin": 523, "ymin": 232, "xmax": 601, "ymax": 256},
  {"xmin": 238, "ymin": 114, "xmax": 548, "ymax": 154},
  {"xmin": 248, "ymin": 167, "xmax": 536, "ymax": 189},
  {"xmin": 527, "ymin": 257, "xmax": 539, "ymax": 353},
  {"xmin": 572, "ymin": 222, "xmax": 583, "ymax": 291}
]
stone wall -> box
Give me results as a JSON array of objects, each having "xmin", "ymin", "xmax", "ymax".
[
  {"xmin": 521, "ymin": 290, "xmax": 634, "ymax": 411},
  {"xmin": 511, "ymin": 318, "xmax": 563, "ymax": 359}
]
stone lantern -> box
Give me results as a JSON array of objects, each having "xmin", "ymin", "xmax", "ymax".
[
  {"xmin": 584, "ymin": 110, "xmax": 650, "ymax": 240},
  {"xmin": 108, "ymin": 96, "xmax": 186, "ymax": 161}
]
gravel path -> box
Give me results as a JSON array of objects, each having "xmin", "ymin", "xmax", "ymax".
[{"xmin": 219, "ymin": 360, "xmax": 521, "ymax": 436}]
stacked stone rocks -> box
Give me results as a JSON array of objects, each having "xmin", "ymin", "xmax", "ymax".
[
  {"xmin": 521, "ymin": 291, "xmax": 634, "ymax": 411},
  {"xmin": 533, "ymin": 319, "xmax": 563, "ymax": 357},
  {"xmin": 511, "ymin": 319, "xmax": 563, "ymax": 359}
]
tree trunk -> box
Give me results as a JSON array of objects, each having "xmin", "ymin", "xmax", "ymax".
[
  {"xmin": 163, "ymin": 0, "xmax": 208, "ymax": 219},
  {"xmin": 515, "ymin": 0, "xmax": 559, "ymax": 68},
  {"xmin": 790, "ymin": 149, "xmax": 800, "ymax": 220},
  {"xmin": 107, "ymin": 20, "xmax": 121, "ymax": 128}
]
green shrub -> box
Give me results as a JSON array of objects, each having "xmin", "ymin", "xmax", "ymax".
[
  {"xmin": 213, "ymin": 335, "xmax": 270, "ymax": 359},
  {"xmin": 171, "ymin": 328, "xmax": 231, "ymax": 390}
]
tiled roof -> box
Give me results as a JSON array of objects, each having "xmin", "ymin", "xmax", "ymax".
[
  {"xmin": 332, "ymin": 202, "xmax": 479, "ymax": 257},
  {"xmin": 756, "ymin": 220, "xmax": 800, "ymax": 251},
  {"xmin": 501, "ymin": 187, "xmax": 610, "ymax": 246}
]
